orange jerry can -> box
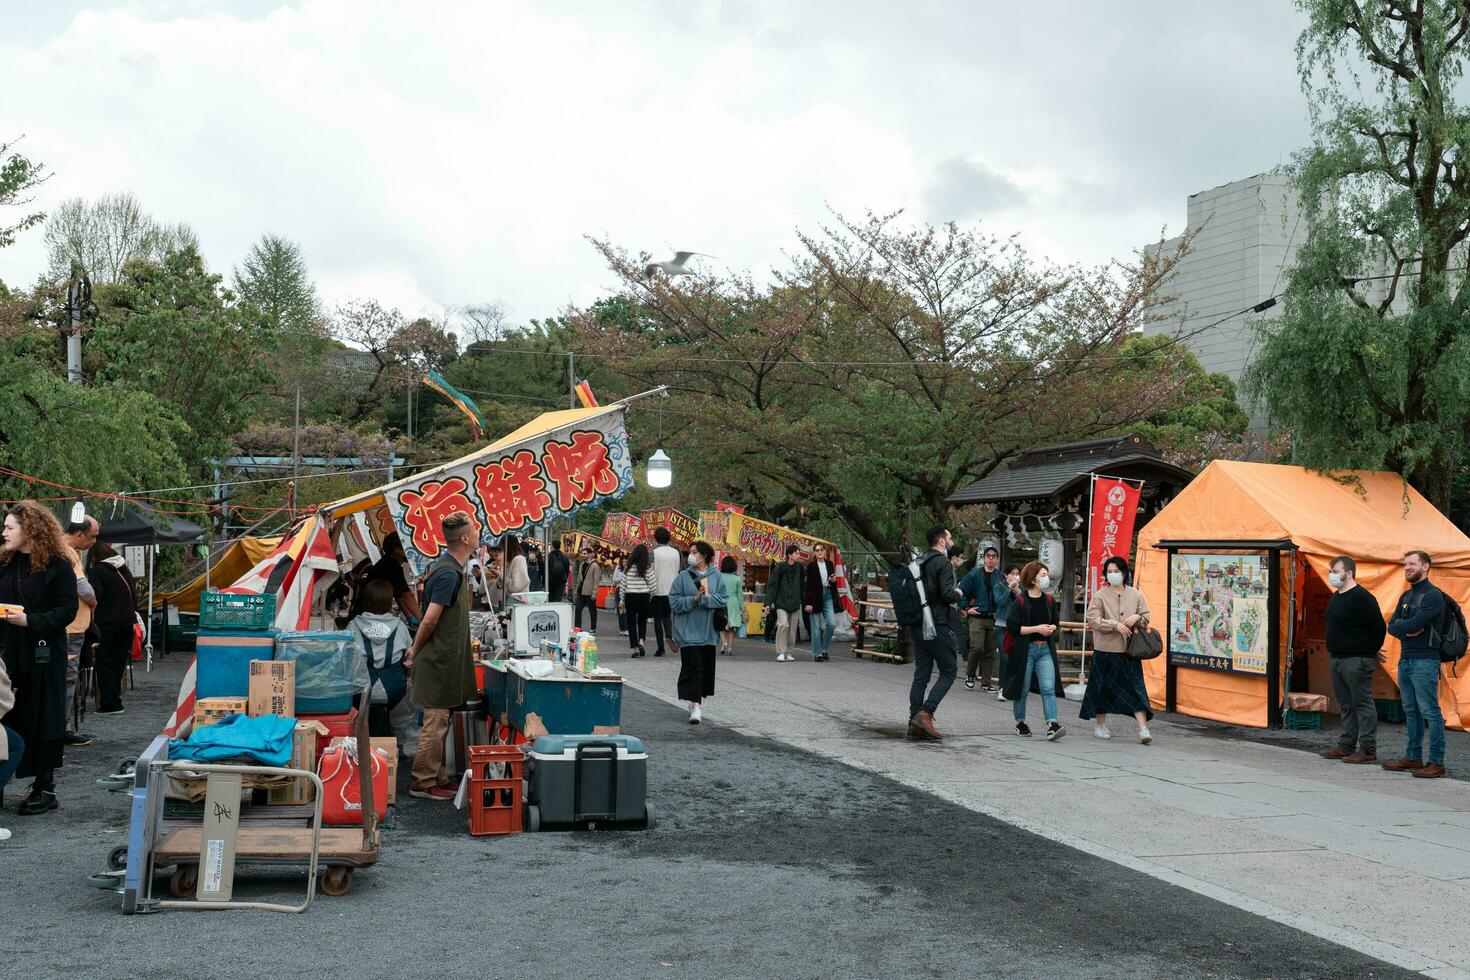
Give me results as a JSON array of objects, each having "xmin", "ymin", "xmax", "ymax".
[{"xmin": 317, "ymin": 743, "xmax": 390, "ymax": 825}]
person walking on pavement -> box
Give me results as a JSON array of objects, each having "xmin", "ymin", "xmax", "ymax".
[
  {"xmin": 1384, "ymin": 550, "xmax": 1448, "ymax": 778},
  {"xmin": 404, "ymin": 510, "xmax": 478, "ymax": 801},
  {"xmin": 804, "ymin": 542, "xmax": 840, "ymax": 662},
  {"xmin": 669, "ymin": 540, "xmax": 727, "ymax": 725},
  {"xmin": 60, "ymin": 516, "xmax": 98, "ymax": 745},
  {"xmin": 993, "ymin": 564, "xmax": 1020, "ymax": 702},
  {"xmin": 574, "ymin": 547, "xmax": 601, "ymax": 632},
  {"xmin": 907, "ymin": 525, "xmax": 962, "ymax": 741},
  {"xmin": 960, "ymin": 546, "xmax": 1003, "ymax": 691},
  {"xmin": 624, "ymin": 544, "xmax": 655, "ymax": 657},
  {"xmin": 547, "ymin": 541, "xmax": 570, "ymax": 604},
  {"xmin": 767, "ymin": 544, "xmax": 804, "ymax": 662},
  {"xmin": 650, "ymin": 527, "xmax": 681, "ymax": 657},
  {"xmin": 1318, "ymin": 556, "xmax": 1387, "ymax": 765},
  {"xmin": 718, "ymin": 555, "xmax": 744, "ymax": 655},
  {"xmin": 0, "ymin": 502, "xmax": 80, "ymax": 816},
  {"xmin": 613, "ymin": 558, "xmax": 629, "ymax": 636},
  {"xmin": 0, "ymin": 656, "xmax": 21, "ymax": 838},
  {"xmin": 1003, "ymin": 561, "xmax": 1066, "ymax": 741},
  {"xmin": 85, "ymin": 543, "xmax": 135, "ymax": 716},
  {"xmin": 1081, "ymin": 556, "xmax": 1154, "ymax": 744}
]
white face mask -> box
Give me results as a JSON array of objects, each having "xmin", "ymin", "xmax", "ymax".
[
  {"xmin": 687, "ymin": 552, "xmax": 700, "ymax": 568},
  {"xmin": 1106, "ymin": 571, "xmax": 1124, "ymax": 587},
  {"xmin": 1328, "ymin": 572, "xmax": 1344, "ymax": 589},
  {"xmin": 1036, "ymin": 573, "xmax": 1051, "ymax": 591}
]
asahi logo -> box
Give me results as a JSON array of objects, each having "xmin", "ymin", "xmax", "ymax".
[{"xmin": 528, "ymin": 611, "xmax": 562, "ymax": 642}]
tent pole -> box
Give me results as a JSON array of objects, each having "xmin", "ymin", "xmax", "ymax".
[{"xmin": 146, "ymin": 545, "xmax": 156, "ymax": 673}]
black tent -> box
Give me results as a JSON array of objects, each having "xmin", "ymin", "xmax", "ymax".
[{"xmin": 97, "ymin": 501, "xmax": 206, "ymax": 545}]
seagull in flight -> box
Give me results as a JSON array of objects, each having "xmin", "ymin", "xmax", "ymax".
[{"xmin": 643, "ymin": 251, "xmax": 714, "ymax": 278}]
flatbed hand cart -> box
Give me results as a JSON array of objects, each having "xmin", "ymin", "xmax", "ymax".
[{"xmin": 108, "ymin": 711, "xmax": 382, "ymax": 913}]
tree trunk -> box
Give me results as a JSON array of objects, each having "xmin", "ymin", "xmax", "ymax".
[{"xmin": 1410, "ymin": 454, "xmax": 1453, "ymax": 513}]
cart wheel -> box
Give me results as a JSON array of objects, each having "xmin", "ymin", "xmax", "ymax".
[
  {"xmin": 114, "ymin": 757, "xmax": 137, "ymax": 777},
  {"xmin": 526, "ymin": 804, "xmax": 541, "ymax": 834},
  {"xmin": 643, "ymin": 802, "xmax": 656, "ymax": 831},
  {"xmin": 320, "ymin": 866, "xmax": 353, "ymax": 896},
  {"xmin": 107, "ymin": 845, "xmax": 129, "ymax": 870},
  {"xmin": 170, "ymin": 864, "xmax": 198, "ymax": 898}
]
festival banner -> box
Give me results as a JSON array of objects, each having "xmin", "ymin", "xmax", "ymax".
[
  {"xmin": 640, "ymin": 507, "xmax": 699, "ymax": 550},
  {"xmin": 386, "ymin": 407, "xmax": 634, "ymax": 570},
  {"xmin": 723, "ymin": 513, "xmax": 823, "ymax": 563},
  {"xmin": 600, "ymin": 513, "xmax": 644, "ymax": 551},
  {"xmin": 714, "ymin": 501, "xmax": 746, "ymax": 514},
  {"xmin": 561, "ymin": 530, "xmax": 628, "ymax": 566},
  {"xmin": 1085, "ymin": 475, "xmax": 1143, "ymax": 596},
  {"xmin": 697, "ymin": 510, "xmax": 732, "ymax": 551}
]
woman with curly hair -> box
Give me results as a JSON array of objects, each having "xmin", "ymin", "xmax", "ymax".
[{"xmin": 0, "ymin": 501, "xmax": 79, "ymax": 815}]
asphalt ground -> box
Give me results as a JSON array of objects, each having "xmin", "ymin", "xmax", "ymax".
[{"xmin": 0, "ymin": 653, "xmax": 1413, "ymax": 979}]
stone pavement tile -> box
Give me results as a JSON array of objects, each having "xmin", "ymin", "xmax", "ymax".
[
  {"xmin": 1233, "ymin": 813, "xmax": 1470, "ymax": 881},
  {"xmin": 1073, "ymin": 774, "xmax": 1295, "ymax": 820},
  {"xmin": 1371, "ymin": 819, "xmax": 1470, "ymax": 851},
  {"xmin": 1153, "ymin": 848, "xmax": 1470, "ymax": 973},
  {"xmin": 1198, "ymin": 781, "xmax": 1454, "ymax": 821}
]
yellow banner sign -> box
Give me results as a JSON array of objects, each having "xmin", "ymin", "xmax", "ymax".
[{"xmin": 723, "ymin": 513, "xmax": 832, "ymax": 564}]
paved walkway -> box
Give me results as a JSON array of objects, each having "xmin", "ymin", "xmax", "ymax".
[{"xmin": 601, "ymin": 631, "xmax": 1470, "ymax": 979}]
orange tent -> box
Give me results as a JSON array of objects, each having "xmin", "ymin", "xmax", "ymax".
[{"xmin": 1135, "ymin": 461, "xmax": 1470, "ymax": 730}]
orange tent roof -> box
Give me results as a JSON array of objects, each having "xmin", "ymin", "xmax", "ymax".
[{"xmin": 1136, "ymin": 460, "xmax": 1470, "ymax": 563}]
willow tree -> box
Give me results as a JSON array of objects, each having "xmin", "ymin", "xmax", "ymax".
[
  {"xmin": 574, "ymin": 212, "xmax": 1204, "ymax": 559},
  {"xmin": 1247, "ymin": 1, "xmax": 1470, "ymax": 508}
]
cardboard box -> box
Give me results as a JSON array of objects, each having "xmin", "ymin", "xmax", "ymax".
[
  {"xmin": 266, "ymin": 720, "xmax": 329, "ymax": 805},
  {"xmin": 247, "ymin": 659, "xmax": 295, "ymax": 718},
  {"xmin": 330, "ymin": 736, "xmax": 399, "ymax": 805},
  {"xmin": 194, "ymin": 697, "xmax": 249, "ymax": 729}
]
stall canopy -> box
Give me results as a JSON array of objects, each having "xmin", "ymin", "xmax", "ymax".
[
  {"xmin": 1136, "ymin": 461, "xmax": 1470, "ymax": 730},
  {"xmin": 155, "ymin": 536, "xmax": 282, "ymax": 611},
  {"xmin": 322, "ymin": 404, "xmax": 634, "ymax": 570},
  {"xmin": 97, "ymin": 501, "xmax": 207, "ymax": 545}
]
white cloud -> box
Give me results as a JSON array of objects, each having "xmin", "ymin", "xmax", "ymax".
[{"xmin": 0, "ymin": 0, "xmax": 1311, "ymax": 319}]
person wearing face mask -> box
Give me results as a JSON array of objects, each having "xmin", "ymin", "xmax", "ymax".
[
  {"xmin": 1081, "ymin": 556, "xmax": 1154, "ymax": 743},
  {"xmin": 668, "ymin": 541, "xmax": 728, "ymax": 724},
  {"xmin": 1003, "ymin": 560, "xmax": 1065, "ymax": 740},
  {"xmin": 1318, "ymin": 555, "xmax": 1387, "ymax": 765},
  {"xmin": 1384, "ymin": 550, "xmax": 1448, "ymax": 778},
  {"xmin": 992, "ymin": 564, "xmax": 1020, "ymax": 702}
]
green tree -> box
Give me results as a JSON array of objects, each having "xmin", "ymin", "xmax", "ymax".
[
  {"xmin": 43, "ymin": 191, "xmax": 201, "ymax": 283},
  {"xmin": 1116, "ymin": 334, "xmax": 1252, "ymax": 469},
  {"xmin": 0, "ymin": 137, "xmax": 47, "ymax": 249},
  {"xmin": 233, "ymin": 234, "xmax": 322, "ymax": 335},
  {"xmin": 90, "ymin": 246, "xmax": 278, "ymax": 471},
  {"xmin": 1247, "ymin": 1, "xmax": 1470, "ymax": 508}
]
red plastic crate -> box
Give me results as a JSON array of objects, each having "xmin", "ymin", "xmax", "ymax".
[
  {"xmin": 468, "ymin": 745, "xmax": 524, "ymax": 836},
  {"xmin": 298, "ymin": 707, "xmax": 358, "ymax": 741}
]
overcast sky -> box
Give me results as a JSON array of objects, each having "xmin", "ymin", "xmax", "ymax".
[{"xmin": 0, "ymin": 0, "xmax": 1312, "ymax": 325}]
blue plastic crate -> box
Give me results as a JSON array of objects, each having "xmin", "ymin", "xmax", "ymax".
[{"xmin": 196, "ymin": 628, "xmax": 277, "ymax": 698}]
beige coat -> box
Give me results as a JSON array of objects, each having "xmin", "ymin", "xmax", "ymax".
[
  {"xmin": 1086, "ymin": 585, "xmax": 1151, "ymax": 653},
  {"xmin": 0, "ymin": 657, "xmax": 13, "ymax": 761}
]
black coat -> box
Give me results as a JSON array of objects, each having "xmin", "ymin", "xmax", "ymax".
[
  {"xmin": 1002, "ymin": 591, "xmax": 1063, "ymax": 702},
  {"xmin": 0, "ymin": 551, "xmax": 80, "ymax": 752},
  {"xmin": 803, "ymin": 560, "xmax": 840, "ymax": 609},
  {"xmin": 547, "ymin": 550, "xmax": 570, "ymax": 599}
]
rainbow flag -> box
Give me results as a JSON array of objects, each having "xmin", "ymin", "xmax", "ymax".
[{"xmin": 423, "ymin": 370, "xmax": 486, "ymax": 441}]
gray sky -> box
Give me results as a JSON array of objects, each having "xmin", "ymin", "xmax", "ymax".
[{"xmin": 0, "ymin": 0, "xmax": 1312, "ymax": 324}]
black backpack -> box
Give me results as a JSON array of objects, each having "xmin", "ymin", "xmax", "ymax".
[
  {"xmin": 1438, "ymin": 589, "xmax": 1468, "ymax": 666},
  {"xmin": 889, "ymin": 553, "xmax": 940, "ymax": 628}
]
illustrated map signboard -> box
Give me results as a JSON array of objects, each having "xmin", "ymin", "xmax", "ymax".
[{"xmin": 1168, "ymin": 553, "xmax": 1270, "ymax": 675}]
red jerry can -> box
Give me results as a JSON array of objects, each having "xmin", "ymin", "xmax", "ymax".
[{"xmin": 317, "ymin": 743, "xmax": 389, "ymax": 825}]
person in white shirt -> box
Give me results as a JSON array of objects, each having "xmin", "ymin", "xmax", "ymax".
[
  {"xmin": 651, "ymin": 527, "xmax": 682, "ymax": 657},
  {"xmin": 502, "ymin": 535, "xmax": 530, "ymax": 602}
]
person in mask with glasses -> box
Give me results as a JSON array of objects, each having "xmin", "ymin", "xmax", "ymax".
[
  {"xmin": 1002, "ymin": 560, "xmax": 1065, "ymax": 741},
  {"xmin": 1081, "ymin": 556, "xmax": 1154, "ymax": 744}
]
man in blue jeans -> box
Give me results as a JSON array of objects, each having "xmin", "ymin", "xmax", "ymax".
[{"xmin": 1384, "ymin": 550, "xmax": 1448, "ymax": 778}]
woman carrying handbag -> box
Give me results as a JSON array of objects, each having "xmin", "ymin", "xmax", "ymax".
[{"xmin": 1081, "ymin": 556, "xmax": 1156, "ymax": 744}]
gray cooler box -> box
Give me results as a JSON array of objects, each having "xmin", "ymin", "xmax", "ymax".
[{"xmin": 525, "ymin": 734, "xmax": 652, "ymax": 831}]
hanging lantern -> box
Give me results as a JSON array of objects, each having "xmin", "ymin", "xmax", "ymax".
[{"xmin": 646, "ymin": 448, "xmax": 673, "ymax": 489}]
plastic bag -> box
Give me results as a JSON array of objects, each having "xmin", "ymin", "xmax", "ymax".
[{"xmin": 275, "ymin": 630, "xmax": 363, "ymax": 712}]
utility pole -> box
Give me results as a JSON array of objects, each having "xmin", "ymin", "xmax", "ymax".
[
  {"xmin": 568, "ymin": 351, "xmax": 576, "ymax": 409},
  {"xmin": 63, "ymin": 267, "xmax": 93, "ymax": 385},
  {"xmin": 292, "ymin": 380, "xmax": 302, "ymax": 479}
]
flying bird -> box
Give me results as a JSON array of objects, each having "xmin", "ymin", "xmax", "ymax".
[{"xmin": 643, "ymin": 251, "xmax": 714, "ymax": 278}]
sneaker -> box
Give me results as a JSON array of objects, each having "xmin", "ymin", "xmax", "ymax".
[
  {"xmin": 996, "ymin": 691, "xmax": 1008, "ymax": 702},
  {"xmin": 964, "ymin": 676, "xmax": 976, "ymax": 690},
  {"xmin": 1045, "ymin": 722, "xmax": 1066, "ymax": 741},
  {"xmin": 0, "ymin": 827, "xmax": 10, "ymax": 841},
  {"xmin": 689, "ymin": 705, "xmax": 702, "ymax": 725},
  {"xmin": 1093, "ymin": 725, "xmax": 1112, "ymax": 740},
  {"xmin": 96, "ymin": 708, "xmax": 125, "ymax": 716},
  {"xmin": 654, "ymin": 650, "xmax": 665, "ymax": 657},
  {"xmin": 981, "ymin": 684, "xmax": 996, "ymax": 692},
  {"xmin": 64, "ymin": 731, "xmax": 94, "ymax": 747},
  {"xmin": 1138, "ymin": 726, "xmax": 1152, "ymax": 745},
  {"xmin": 1015, "ymin": 721, "xmax": 1031, "ymax": 737},
  {"xmin": 409, "ymin": 786, "xmax": 455, "ymax": 801}
]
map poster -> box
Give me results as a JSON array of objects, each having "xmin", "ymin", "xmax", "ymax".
[{"xmin": 1168, "ymin": 553, "xmax": 1271, "ymax": 675}]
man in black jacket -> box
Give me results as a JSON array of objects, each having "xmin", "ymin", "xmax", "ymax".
[
  {"xmin": 1319, "ymin": 555, "xmax": 1387, "ymax": 764},
  {"xmin": 547, "ymin": 541, "xmax": 570, "ymax": 604},
  {"xmin": 1384, "ymin": 550, "xmax": 1448, "ymax": 778},
  {"xmin": 908, "ymin": 525, "xmax": 962, "ymax": 741}
]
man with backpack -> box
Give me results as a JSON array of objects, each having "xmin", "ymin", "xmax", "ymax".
[
  {"xmin": 903, "ymin": 525, "xmax": 963, "ymax": 740},
  {"xmin": 1384, "ymin": 550, "xmax": 1450, "ymax": 778}
]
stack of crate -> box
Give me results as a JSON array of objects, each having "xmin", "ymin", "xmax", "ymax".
[{"xmin": 467, "ymin": 744, "xmax": 524, "ymax": 836}]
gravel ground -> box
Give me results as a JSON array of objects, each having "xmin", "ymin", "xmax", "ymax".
[{"xmin": 0, "ymin": 654, "xmax": 1413, "ymax": 979}]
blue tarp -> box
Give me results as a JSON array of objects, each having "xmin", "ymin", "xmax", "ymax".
[{"xmin": 168, "ymin": 713, "xmax": 299, "ymax": 767}]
